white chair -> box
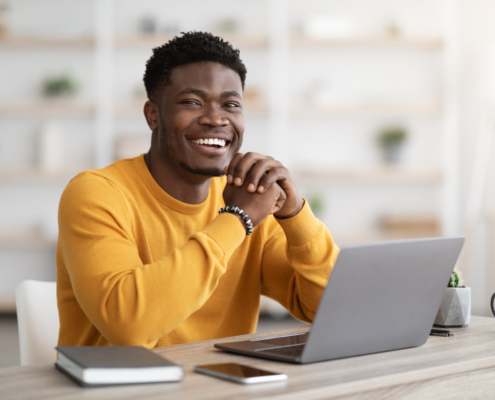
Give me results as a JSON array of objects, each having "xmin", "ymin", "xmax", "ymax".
[{"xmin": 15, "ymin": 280, "xmax": 59, "ymax": 366}]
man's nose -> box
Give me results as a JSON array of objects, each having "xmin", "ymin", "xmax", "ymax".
[{"xmin": 198, "ymin": 105, "xmax": 229, "ymax": 126}]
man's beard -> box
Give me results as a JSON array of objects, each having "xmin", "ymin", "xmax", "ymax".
[
  {"xmin": 159, "ymin": 128, "xmax": 229, "ymax": 177},
  {"xmin": 178, "ymin": 160, "xmax": 225, "ymax": 177}
]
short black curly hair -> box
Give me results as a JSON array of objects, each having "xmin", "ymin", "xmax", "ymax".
[{"xmin": 143, "ymin": 31, "xmax": 247, "ymax": 103}]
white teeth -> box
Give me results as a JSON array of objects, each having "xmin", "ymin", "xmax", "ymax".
[{"xmin": 191, "ymin": 138, "xmax": 227, "ymax": 147}]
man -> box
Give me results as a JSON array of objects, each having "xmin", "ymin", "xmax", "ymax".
[{"xmin": 57, "ymin": 32, "xmax": 338, "ymax": 348}]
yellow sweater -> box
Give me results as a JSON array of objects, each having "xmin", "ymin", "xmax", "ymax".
[{"xmin": 56, "ymin": 155, "xmax": 339, "ymax": 348}]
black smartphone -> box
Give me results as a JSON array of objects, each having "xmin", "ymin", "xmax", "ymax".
[{"xmin": 194, "ymin": 363, "xmax": 287, "ymax": 384}]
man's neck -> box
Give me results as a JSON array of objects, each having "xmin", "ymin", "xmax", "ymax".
[{"xmin": 144, "ymin": 151, "xmax": 212, "ymax": 205}]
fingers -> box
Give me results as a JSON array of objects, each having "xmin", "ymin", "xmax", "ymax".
[
  {"xmin": 225, "ymin": 153, "xmax": 244, "ymax": 184},
  {"xmin": 256, "ymin": 167, "xmax": 290, "ymax": 194},
  {"xmin": 270, "ymin": 185, "xmax": 286, "ymax": 214},
  {"xmin": 245, "ymin": 159, "xmax": 284, "ymax": 193},
  {"xmin": 226, "ymin": 152, "xmax": 280, "ymax": 192}
]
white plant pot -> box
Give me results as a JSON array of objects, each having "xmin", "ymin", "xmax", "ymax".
[{"xmin": 434, "ymin": 287, "xmax": 471, "ymax": 328}]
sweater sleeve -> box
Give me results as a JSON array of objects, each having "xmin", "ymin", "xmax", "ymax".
[
  {"xmin": 260, "ymin": 200, "xmax": 339, "ymax": 322},
  {"xmin": 57, "ymin": 172, "xmax": 245, "ymax": 348}
]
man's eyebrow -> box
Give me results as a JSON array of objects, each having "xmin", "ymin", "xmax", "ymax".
[
  {"xmin": 176, "ymin": 88, "xmax": 208, "ymax": 97},
  {"xmin": 221, "ymin": 90, "xmax": 241, "ymax": 99}
]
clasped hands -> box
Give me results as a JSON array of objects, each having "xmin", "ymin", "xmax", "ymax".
[{"xmin": 223, "ymin": 152, "xmax": 304, "ymax": 228}]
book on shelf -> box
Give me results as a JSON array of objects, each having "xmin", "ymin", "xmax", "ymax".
[{"xmin": 55, "ymin": 346, "xmax": 184, "ymax": 387}]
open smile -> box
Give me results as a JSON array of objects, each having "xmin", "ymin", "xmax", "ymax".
[
  {"xmin": 189, "ymin": 138, "xmax": 228, "ymax": 148},
  {"xmin": 187, "ymin": 137, "xmax": 232, "ymax": 154}
]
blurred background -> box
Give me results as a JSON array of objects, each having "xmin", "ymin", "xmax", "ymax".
[{"xmin": 1, "ymin": 0, "xmax": 495, "ymax": 367}]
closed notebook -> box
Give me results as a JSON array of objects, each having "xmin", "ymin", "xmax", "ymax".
[{"xmin": 55, "ymin": 346, "xmax": 184, "ymax": 387}]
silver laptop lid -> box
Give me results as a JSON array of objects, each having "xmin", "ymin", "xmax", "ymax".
[{"xmin": 301, "ymin": 236, "xmax": 465, "ymax": 363}]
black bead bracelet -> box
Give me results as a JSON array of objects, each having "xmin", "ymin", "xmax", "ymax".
[{"xmin": 219, "ymin": 206, "xmax": 254, "ymax": 236}]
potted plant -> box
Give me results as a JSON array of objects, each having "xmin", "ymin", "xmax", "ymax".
[
  {"xmin": 377, "ymin": 126, "xmax": 407, "ymax": 164},
  {"xmin": 434, "ymin": 269, "xmax": 471, "ymax": 328},
  {"xmin": 42, "ymin": 74, "xmax": 78, "ymax": 97}
]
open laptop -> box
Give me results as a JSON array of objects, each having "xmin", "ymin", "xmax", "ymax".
[{"xmin": 215, "ymin": 237, "xmax": 465, "ymax": 364}]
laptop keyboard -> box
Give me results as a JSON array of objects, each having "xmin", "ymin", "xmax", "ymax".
[{"xmin": 258, "ymin": 344, "xmax": 305, "ymax": 358}]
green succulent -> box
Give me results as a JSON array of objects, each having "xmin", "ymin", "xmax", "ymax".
[{"xmin": 448, "ymin": 268, "xmax": 463, "ymax": 288}]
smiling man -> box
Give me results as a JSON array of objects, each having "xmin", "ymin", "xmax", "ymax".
[{"xmin": 56, "ymin": 32, "xmax": 339, "ymax": 348}]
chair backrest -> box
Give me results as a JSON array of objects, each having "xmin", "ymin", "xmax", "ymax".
[{"xmin": 15, "ymin": 280, "xmax": 59, "ymax": 366}]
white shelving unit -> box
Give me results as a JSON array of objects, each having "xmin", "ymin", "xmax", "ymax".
[
  {"xmin": 0, "ymin": 0, "xmax": 460, "ymax": 312},
  {"xmin": 269, "ymin": 0, "xmax": 459, "ymax": 242}
]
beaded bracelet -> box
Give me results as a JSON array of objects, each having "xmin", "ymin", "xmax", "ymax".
[{"xmin": 219, "ymin": 206, "xmax": 254, "ymax": 236}]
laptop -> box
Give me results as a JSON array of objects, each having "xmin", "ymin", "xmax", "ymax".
[{"xmin": 215, "ymin": 237, "xmax": 465, "ymax": 364}]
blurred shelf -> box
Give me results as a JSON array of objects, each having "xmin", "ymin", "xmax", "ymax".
[
  {"xmin": 115, "ymin": 100, "xmax": 268, "ymax": 117},
  {"xmin": 0, "ymin": 232, "xmax": 56, "ymax": 249},
  {"xmin": 0, "ymin": 168, "xmax": 83, "ymax": 183},
  {"xmin": 115, "ymin": 34, "xmax": 269, "ymax": 49},
  {"xmin": 0, "ymin": 100, "xmax": 94, "ymax": 117},
  {"xmin": 332, "ymin": 228, "xmax": 441, "ymax": 246},
  {"xmin": 291, "ymin": 100, "xmax": 442, "ymax": 117},
  {"xmin": 290, "ymin": 35, "xmax": 443, "ymax": 48},
  {"xmin": 293, "ymin": 166, "xmax": 442, "ymax": 183},
  {"xmin": 114, "ymin": 100, "xmax": 146, "ymax": 116},
  {"xmin": 0, "ymin": 35, "xmax": 94, "ymax": 48}
]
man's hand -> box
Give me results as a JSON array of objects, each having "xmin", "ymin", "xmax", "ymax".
[
  {"xmin": 224, "ymin": 153, "xmax": 304, "ymax": 220},
  {"xmin": 223, "ymin": 179, "xmax": 286, "ymax": 227}
]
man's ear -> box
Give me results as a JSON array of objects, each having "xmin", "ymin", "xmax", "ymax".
[{"xmin": 144, "ymin": 100, "xmax": 159, "ymax": 131}]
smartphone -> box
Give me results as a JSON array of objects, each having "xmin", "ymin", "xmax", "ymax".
[{"xmin": 194, "ymin": 363, "xmax": 288, "ymax": 384}]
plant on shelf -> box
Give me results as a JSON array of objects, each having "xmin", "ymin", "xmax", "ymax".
[
  {"xmin": 307, "ymin": 193, "xmax": 324, "ymax": 219},
  {"xmin": 434, "ymin": 268, "xmax": 471, "ymax": 328},
  {"xmin": 377, "ymin": 125, "xmax": 407, "ymax": 164},
  {"xmin": 42, "ymin": 74, "xmax": 78, "ymax": 97}
]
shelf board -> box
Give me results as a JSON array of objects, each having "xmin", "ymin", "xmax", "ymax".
[
  {"xmin": 291, "ymin": 100, "xmax": 442, "ymax": 117},
  {"xmin": 0, "ymin": 35, "xmax": 94, "ymax": 48},
  {"xmin": 0, "ymin": 100, "xmax": 94, "ymax": 117},
  {"xmin": 333, "ymin": 229, "xmax": 441, "ymax": 246},
  {"xmin": 290, "ymin": 35, "xmax": 443, "ymax": 48},
  {"xmin": 293, "ymin": 166, "xmax": 442, "ymax": 183},
  {"xmin": 115, "ymin": 34, "xmax": 268, "ymax": 49},
  {"xmin": 0, "ymin": 168, "xmax": 83, "ymax": 183},
  {"xmin": 0, "ymin": 34, "xmax": 441, "ymax": 50},
  {"xmin": 0, "ymin": 232, "xmax": 56, "ymax": 249}
]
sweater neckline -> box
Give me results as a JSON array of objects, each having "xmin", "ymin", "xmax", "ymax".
[{"xmin": 134, "ymin": 154, "xmax": 217, "ymax": 215}]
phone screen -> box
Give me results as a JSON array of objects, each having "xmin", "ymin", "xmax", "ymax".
[{"xmin": 194, "ymin": 363, "xmax": 287, "ymax": 384}]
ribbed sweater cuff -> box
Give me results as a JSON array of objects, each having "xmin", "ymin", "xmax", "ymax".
[
  {"xmin": 202, "ymin": 213, "xmax": 246, "ymax": 259},
  {"xmin": 276, "ymin": 199, "xmax": 319, "ymax": 246}
]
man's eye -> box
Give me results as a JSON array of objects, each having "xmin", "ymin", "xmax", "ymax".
[
  {"xmin": 224, "ymin": 102, "xmax": 240, "ymax": 108},
  {"xmin": 181, "ymin": 100, "xmax": 200, "ymax": 105}
]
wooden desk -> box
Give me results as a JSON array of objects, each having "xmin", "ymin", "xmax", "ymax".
[{"xmin": 2, "ymin": 316, "xmax": 495, "ymax": 399}]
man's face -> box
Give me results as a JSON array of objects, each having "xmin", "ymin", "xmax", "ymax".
[{"xmin": 155, "ymin": 62, "xmax": 244, "ymax": 177}]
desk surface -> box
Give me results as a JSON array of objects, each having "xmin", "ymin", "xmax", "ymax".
[{"xmin": 2, "ymin": 316, "xmax": 495, "ymax": 400}]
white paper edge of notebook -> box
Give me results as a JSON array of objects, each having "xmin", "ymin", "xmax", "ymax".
[{"xmin": 57, "ymin": 353, "xmax": 184, "ymax": 384}]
